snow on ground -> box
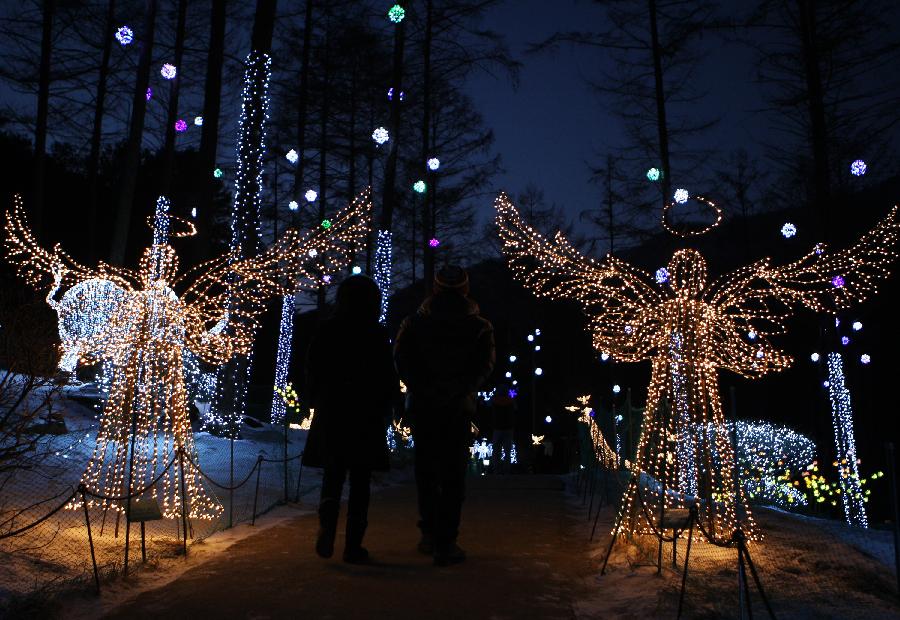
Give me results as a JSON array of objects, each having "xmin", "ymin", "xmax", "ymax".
[{"xmin": 571, "ymin": 473, "xmax": 900, "ymax": 620}]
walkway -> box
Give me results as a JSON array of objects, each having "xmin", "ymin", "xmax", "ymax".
[{"xmin": 103, "ymin": 475, "xmax": 600, "ymax": 619}]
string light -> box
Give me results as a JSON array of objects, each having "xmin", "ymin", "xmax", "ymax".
[
  {"xmin": 673, "ymin": 188, "xmax": 689, "ymax": 204},
  {"xmin": 781, "ymin": 223, "xmax": 797, "ymax": 238},
  {"xmin": 374, "ymin": 230, "xmax": 393, "ymax": 323},
  {"xmin": 194, "ymin": 116, "xmax": 203, "ymax": 126},
  {"xmin": 146, "ymin": 87, "xmax": 152, "ymax": 101},
  {"xmin": 387, "ymin": 87, "xmax": 404, "ymax": 101},
  {"xmin": 731, "ymin": 421, "xmax": 816, "ymax": 508},
  {"xmin": 850, "ymin": 160, "xmax": 867, "ymax": 177},
  {"xmin": 372, "ymin": 127, "xmax": 389, "ymax": 145},
  {"xmin": 115, "ymin": 26, "xmax": 133, "ymax": 46},
  {"xmin": 175, "ymin": 119, "xmax": 187, "ymax": 133},
  {"xmin": 494, "ymin": 191, "xmax": 900, "ymax": 541},
  {"xmin": 662, "ymin": 194, "xmax": 723, "ymax": 238},
  {"xmin": 271, "ymin": 295, "xmax": 294, "ymax": 423},
  {"xmin": 826, "ymin": 353, "xmax": 867, "ymax": 527},
  {"xmin": 566, "ymin": 395, "xmax": 617, "ymax": 468},
  {"xmin": 646, "ymin": 167, "xmax": 660, "ymax": 182},
  {"xmin": 413, "ymin": 180, "xmax": 427, "ymax": 194},
  {"xmin": 305, "ymin": 189, "xmax": 318, "ymax": 202},
  {"xmin": 388, "ymin": 4, "xmax": 406, "ymax": 23},
  {"xmin": 160, "ymin": 63, "xmax": 177, "ymax": 80},
  {"xmin": 191, "ymin": 207, "xmax": 197, "ymax": 218},
  {"xmin": 286, "ymin": 148, "xmax": 298, "ymax": 164},
  {"xmin": 427, "ymin": 157, "xmax": 440, "ymax": 171}
]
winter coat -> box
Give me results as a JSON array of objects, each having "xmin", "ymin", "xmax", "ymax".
[
  {"xmin": 394, "ymin": 292, "xmax": 495, "ymax": 438},
  {"xmin": 301, "ymin": 315, "xmax": 397, "ymax": 471}
]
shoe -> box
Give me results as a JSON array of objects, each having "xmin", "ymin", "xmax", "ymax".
[
  {"xmin": 343, "ymin": 546, "xmax": 370, "ymax": 564},
  {"xmin": 433, "ymin": 543, "xmax": 466, "ymax": 567},
  {"xmin": 315, "ymin": 527, "xmax": 334, "ymax": 558},
  {"xmin": 417, "ymin": 534, "xmax": 434, "ymax": 555}
]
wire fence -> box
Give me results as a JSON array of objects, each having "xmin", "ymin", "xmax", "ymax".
[{"xmin": 0, "ymin": 422, "xmax": 318, "ymax": 613}]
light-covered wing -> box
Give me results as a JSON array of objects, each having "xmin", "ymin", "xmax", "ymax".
[
  {"xmin": 494, "ymin": 192, "xmax": 662, "ymax": 361},
  {"xmin": 710, "ymin": 206, "xmax": 900, "ymax": 325},
  {"xmin": 178, "ymin": 188, "xmax": 373, "ymax": 355},
  {"xmin": 4, "ymin": 195, "xmax": 137, "ymax": 291}
]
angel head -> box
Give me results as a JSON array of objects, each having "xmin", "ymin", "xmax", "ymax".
[{"xmin": 668, "ymin": 249, "xmax": 707, "ymax": 299}]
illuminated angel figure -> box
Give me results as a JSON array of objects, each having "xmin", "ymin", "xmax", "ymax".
[
  {"xmin": 495, "ymin": 192, "xmax": 898, "ymax": 541},
  {"xmin": 5, "ymin": 190, "xmax": 372, "ymax": 520}
]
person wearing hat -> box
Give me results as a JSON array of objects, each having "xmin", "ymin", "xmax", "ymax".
[
  {"xmin": 303, "ymin": 275, "xmax": 398, "ymax": 564},
  {"xmin": 394, "ymin": 265, "xmax": 495, "ymax": 566}
]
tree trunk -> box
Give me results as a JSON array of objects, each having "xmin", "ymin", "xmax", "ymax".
[
  {"xmin": 109, "ymin": 0, "xmax": 158, "ymax": 265},
  {"xmin": 380, "ymin": 18, "xmax": 405, "ymax": 232},
  {"xmin": 87, "ymin": 0, "xmax": 116, "ymax": 260},
  {"xmin": 193, "ymin": 0, "xmax": 227, "ymax": 265},
  {"xmin": 797, "ymin": 0, "xmax": 830, "ymax": 240},
  {"xmin": 421, "ymin": 0, "xmax": 434, "ymax": 296},
  {"xmin": 159, "ymin": 0, "xmax": 188, "ymax": 197},
  {"xmin": 316, "ymin": 24, "xmax": 330, "ymax": 309},
  {"xmin": 606, "ymin": 154, "xmax": 615, "ymax": 255},
  {"xmin": 648, "ymin": 0, "xmax": 672, "ymax": 207},
  {"xmin": 293, "ymin": 0, "xmax": 314, "ymax": 218},
  {"xmin": 32, "ymin": 0, "xmax": 55, "ymax": 238}
]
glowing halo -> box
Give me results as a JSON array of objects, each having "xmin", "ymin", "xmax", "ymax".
[
  {"xmin": 144, "ymin": 213, "xmax": 198, "ymax": 238},
  {"xmin": 662, "ymin": 194, "xmax": 723, "ymax": 238}
]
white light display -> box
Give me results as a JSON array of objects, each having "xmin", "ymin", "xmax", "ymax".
[
  {"xmin": 372, "ymin": 127, "xmax": 389, "ymax": 145},
  {"xmin": 544, "ymin": 415, "xmax": 552, "ymax": 423},
  {"xmin": 288, "ymin": 200, "xmax": 299, "ymax": 211},
  {"xmin": 860, "ymin": 353, "xmax": 871, "ymax": 364},
  {"xmin": 160, "ymin": 63, "xmax": 177, "ymax": 80},
  {"xmin": 850, "ymin": 160, "xmax": 867, "ymax": 177},
  {"xmin": 673, "ymin": 188, "xmax": 689, "ymax": 204},
  {"xmin": 270, "ymin": 294, "xmax": 294, "ymax": 423},
  {"xmin": 191, "ymin": 207, "xmax": 197, "ymax": 218},
  {"xmin": 509, "ymin": 355, "xmax": 517, "ymax": 362},
  {"xmin": 655, "ymin": 267, "xmax": 669, "ymax": 284},
  {"xmin": 413, "ymin": 180, "xmax": 427, "ymax": 194},
  {"xmin": 600, "ymin": 352, "xmax": 610, "ymax": 361},
  {"xmin": 826, "ymin": 353, "xmax": 867, "ymax": 527},
  {"xmin": 286, "ymin": 148, "xmax": 299, "ymax": 164},
  {"xmin": 612, "ymin": 384, "xmax": 621, "ymax": 394},
  {"xmin": 374, "ymin": 230, "xmax": 393, "ymax": 324},
  {"xmin": 427, "ymin": 157, "xmax": 440, "ymax": 171},
  {"xmin": 852, "ymin": 321, "xmax": 862, "ymax": 331},
  {"xmin": 781, "ymin": 222, "xmax": 797, "ymax": 238},
  {"xmin": 534, "ymin": 367, "xmax": 543, "ymax": 376},
  {"xmin": 811, "ymin": 352, "xmax": 820, "ymax": 362},
  {"xmin": 194, "ymin": 116, "xmax": 204, "ymax": 126},
  {"xmin": 646, "ymin": 167, "xmax": 660, "ymax": 182},
  {"xmin": 351, "ymin": 266, "xmax": 362, "ymax": 275},
  {"xmin": 305, "ymin": 189, "xmax": 318, "ymax": 203}
]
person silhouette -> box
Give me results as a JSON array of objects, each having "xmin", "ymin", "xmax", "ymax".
[
  {"xmin": 302, "ymin": 275, "xmax": 398, "ymax": 563},
  {"xmin": 394, "ymin": 266, "xmax": 495, "ymax": 566}
]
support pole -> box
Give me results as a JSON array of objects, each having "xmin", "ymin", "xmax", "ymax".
[
  {"xmin": 251, "ymin": 455, "xmax": 264, "ymax": 525},
  {"xmin": 80, "ymin": 486, "xmax": 101, "ymax": 594},
  {"xmin": 886, "ymin": 442, "xmax": 900, "ymax": 596},
  {"xmin": 179, "ymin": 448, "xmax": 188, "ymax": 557}
]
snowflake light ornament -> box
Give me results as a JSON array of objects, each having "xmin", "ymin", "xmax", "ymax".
[
  {"xmin": 174, "ymin": 119, "xmax": 187, "ymax": 133},
  {"xmin": 850, "ymin": 160, "xmax": 867, "ymax": 177},
  {"xmin": 428, "ymin": 237, "xmax": 440, "ymax": 248},
  {"xmin": 213, "ymin": 168, "xmax": 223, "ymax": 178},
  {"xmin": 673, "ymin": 188, "xmax": 689, "ymax": 204},
  {"xmin": 305, "ymin": 189, "xmax": 318, "ymax": 203},
  {"xmin": 781, "ymin": 222, "xmax": 797, "ymax": 238},
  {"xmin": 655, "ymin": 267, "xmax": 669, "ymax": 284},
  {"xmin": 286, "ymin": 149, "xmax": 299, "ymax": 164},
  {"xmin": 388, "ymin": 4, "xmax": 406, "ymax": 23},
  {"xmin": 646, "ymin": 167, "xmax": 660, "ymax": 182},
  {"xmin": 160, "ymin": 63, "xmax": 177, "ymax": 80},
  {"xmin": 427, "ymin": 158, "xmax": 440, "ymax": 171},
  {"xmin": 413, "ymin": 180, "xmax": 427, "ymax": 194},
  {"xmin": 288, "ymin": 200, "xmax": 299, "ymax": 211},
  {"xmin": 372, "ymin": 127, "xmax": 389, "ymax": 145},
  {"xmin": 116, "ymin": 26, "xmax": 134, "ymax": 46}
]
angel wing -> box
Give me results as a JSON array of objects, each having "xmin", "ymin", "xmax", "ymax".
[
  {"xmin": 494, "ymin": 192, "xmax": 662, "ymax": 361},
  {"xmin": 4, "ymin": 195, "xmax": 138, "ymax": 292},
  {"xmin": 709, "ymin": 206, "xmax": 900, "ymax": 331},
  {"xmin": 178, "ymin": 188, "xmax": 373, "ymax": 357}
]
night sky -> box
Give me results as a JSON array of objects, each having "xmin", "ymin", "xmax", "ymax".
[{"xmin": 464, "ymin": 0, "xmax": 772, "ymax": 224}]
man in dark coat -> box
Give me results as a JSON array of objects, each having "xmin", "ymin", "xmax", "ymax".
[
  {"xmin": 302, "ymin": 275, "xmax": 397, "ymax": 563},
  {"xmin": 394, "ymin": 266, "xmax": 495, "ymax": 566}
]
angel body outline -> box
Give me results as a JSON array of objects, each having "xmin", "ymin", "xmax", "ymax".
[
  {"xmin": 494, "ymin": 192, "xmax": 898, "ymax": 540},
  {"xmin": 5, "ymin": 190, "xmax": 372, "ymax": 519}
]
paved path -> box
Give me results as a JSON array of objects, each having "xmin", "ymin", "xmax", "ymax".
[{"xmin": 104, "ymin": 475, "xmax": 598, "ymax": 619}]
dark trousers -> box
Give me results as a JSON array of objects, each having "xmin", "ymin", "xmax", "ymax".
[
  {"xmin": 414, "ymin": 429, "xmax": 470, "ymax": 549},
  {"xmin": 319, "ymin": 464, "xmax": 372, "ymax": 550}
]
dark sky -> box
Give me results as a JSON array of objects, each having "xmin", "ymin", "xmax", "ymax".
[{"xmin": 463, "ymin": 0, "xmax": 772, "ymax": 225}]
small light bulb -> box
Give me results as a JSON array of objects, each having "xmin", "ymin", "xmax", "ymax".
[{"xmin": 534, "ymin": 368, "xmax": 543, "ymax": 376}]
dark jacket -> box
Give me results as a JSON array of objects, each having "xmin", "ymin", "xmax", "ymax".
[
  {"xmin": 394, "ymin": 292, "xmax": 495, "ymax": 436},
  {"xmin": 302, "ymin": 315, "xmax": 397, "ymax": 470}
]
